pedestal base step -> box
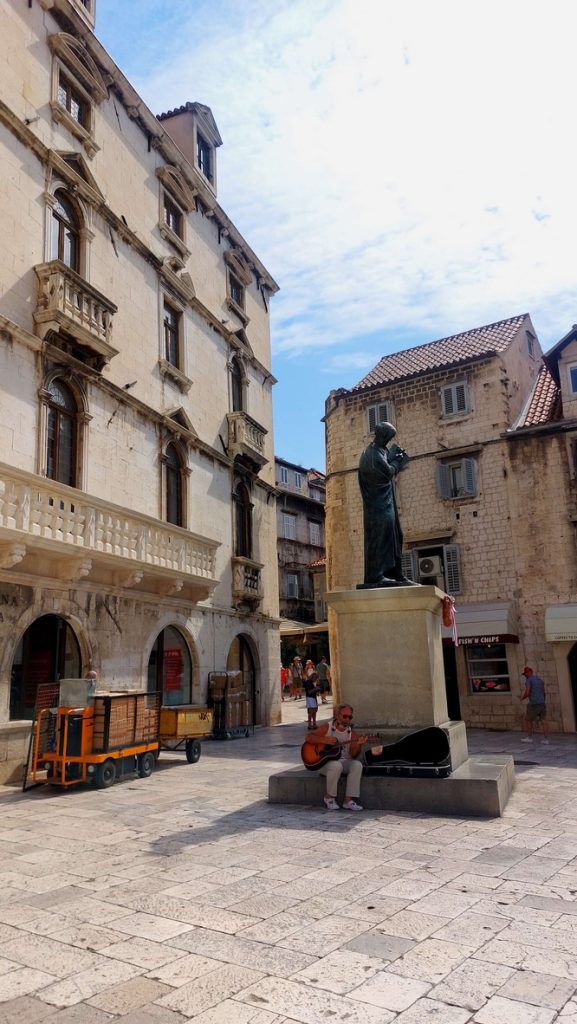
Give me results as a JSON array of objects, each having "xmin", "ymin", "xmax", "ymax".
[{"xmin": 268, "ymin": 755, "xmax": 515, "ymax": 818}]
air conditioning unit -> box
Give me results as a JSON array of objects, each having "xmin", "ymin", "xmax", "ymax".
[{"xmin": 418, "ymin": 555, "xmax": 442, "ymax": 577}]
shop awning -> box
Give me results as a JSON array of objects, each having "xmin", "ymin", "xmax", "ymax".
[
  {"xmin": 442, "ymin": 602, "xmax": 518, "ymax": 645},
  {"xmin": 279, "ymin": 619, "xmax": 328, "ymax": 637},
  {"xmin": 545, "ymin": 605, "xmax": 577, "ymax": 642}
]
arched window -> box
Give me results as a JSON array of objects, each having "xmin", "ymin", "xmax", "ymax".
[
  {"xmin": 46, "ymin": 378, "xmax": 78, "ymax": 486},
  {"xmin": 231, "ymin": 357, "xmax": 244, "ymax": 412},
  {"xmin": 165, "ymin": 442, "xmax": 184, "ymax": 527},
  {"xmin": 51, "ymin": 189, "xmax": 80, "ymax": 271},
  {"xmin": 234, "ymin": 480, "xmax": 252, "ymax": 558}
]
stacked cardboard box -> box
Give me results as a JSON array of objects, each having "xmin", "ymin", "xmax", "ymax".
[
  {"xmin": 92, "ymin": 693, "xmax": 160, "ymax": 752},
  {"xmin": 209, "ymin": 671, "xmax": 251, "ymax": 735}
]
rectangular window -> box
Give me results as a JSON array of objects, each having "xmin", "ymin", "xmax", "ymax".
[
  {"xmin": 466, "ymin": 643, "xmax": 511, "ymax": 694},
  {"xmin": 436, "ymin": 458, "xmax": 477, "ymax": 499},
  {"xmin": 526, "ymin": 332, "xmax": 536, "ymax": 358},
  {"xmin": 58, "ymin": 70, "xmax": 87, "ymax": 126},
  {"xmin": 229, "ymin": 272, "xmax": 244, "ymax": 309},
  {"xmin": 282, "ymin": 513, "xmax": 296, "ymax": 540},
  {"xmin": 294, "ymin": 472, "xmax": 302, "ymax": 489},
  {"xmin": 568, "ymin": 364, "xmax": 577, "ymax": 395},
  {"xmin": 163, "ymin": 303, "xmax": 180, "ymax": 367},
  {"xmin": 309, "ymin": 521, "xmax": 321, "ymax": 546},
  {"xmin": 441, "ymin": 381, "xmax": 469, "ymax": 417},
  {"xmin": 197, "ymin": 133, "xmax": 213, "ymax": 181},
  {"xmin": 163, "ymin": 193, "xmax": 183, "ymax": 238},
  {"xmin": 368, "ymin": 402, "xmax": 390, "ymax": 433},
  {"xmin": 278, "ymin": 466, "xmax": 288, "ymax": 484},
  {"xmin": 287, "ymin": 573, "xmax": 299, "ymax": 599}
]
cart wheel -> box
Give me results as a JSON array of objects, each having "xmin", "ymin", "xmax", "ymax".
[
  {"xmin": 185, "ymin": 740, "xmax": 201, "ymax": 764},
  {"xmin": 94, "ymin": 758, "xmax": 116, "ymax": 789},
  {"xmin": 138, "ymin": 752, "xmax": 155, "ymax": 778}
]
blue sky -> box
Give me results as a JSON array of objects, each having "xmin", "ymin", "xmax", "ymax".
[{"xmin": 97, "ymin": 0, "xmax": 577, "ymax": 471}]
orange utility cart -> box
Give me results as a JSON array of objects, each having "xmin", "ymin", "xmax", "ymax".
[
  {"xmin": 159, "ymin": 705, "xmax": 213, "ymax": 762},
  {"xmin": 26, "ymin": 685, "xmax": 161, "ymax": 789}
]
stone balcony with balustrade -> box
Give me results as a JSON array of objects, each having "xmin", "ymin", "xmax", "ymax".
[
  {"xmin": 231, "ymin": 555, "xmax": 264, "ymax": 609},
  {"xmin": 34, "ymin": 260, "xmax": 118, "ymax": 369},
  {"xmin": 0, "ymin": 464, "xmax": 220, "ymax": 602},
  {"xmin": 226, "ymin": 411, "xmax": 268, "ymax": 468}
]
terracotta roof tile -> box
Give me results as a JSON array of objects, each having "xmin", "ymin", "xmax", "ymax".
[
  {"xmin": 518, "ymin": 363, "xmax": 562, "ymax": 427},
  {"xmin": 307, "ymin": 557, "xmax": 326, "ymax": 568},
  {"xmin": 351, "ymin": 314, "xmax": 530, "ymax": 391}
]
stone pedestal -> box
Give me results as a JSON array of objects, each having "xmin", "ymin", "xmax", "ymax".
[
  {"xmin": 267, "ymin": 583, "xmax": 515, "ymax": 817},
  {"xmin": 327, "ymin": 584, "xmax": 449, "ymax": 729}
]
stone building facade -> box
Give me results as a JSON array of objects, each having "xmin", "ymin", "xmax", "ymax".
[
  {"xmin": 0, "ymin": 0, "xmax": 280, "ymax": 781},
  {"xmin": 275, "ymin": 459, "xmax": 326, "ymax": 624},
  {"xmin": 325, "ymin": 313, "xmax": 577, "ymax": 732}
]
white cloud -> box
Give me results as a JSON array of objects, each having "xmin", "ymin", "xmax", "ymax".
[{"xmin": 123, "ymin": 0, "xmax": 577, "ymax": 357}]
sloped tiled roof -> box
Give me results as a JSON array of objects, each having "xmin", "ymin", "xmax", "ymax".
[
  {"xmin": 352, "ymin": 314, "xmax": 530, "ymax": 392},
  {"xmin": 517, "ymin": 363, "xmax": 562, "ymax": 427},
  {"xmin": 307, "ymin": 557, "xmax": 326, "ymax": 568}
]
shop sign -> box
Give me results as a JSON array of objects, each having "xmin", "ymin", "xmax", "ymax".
[{"xmin": 447, "ymin": 633, "xmax": 518, "ymax": 646}]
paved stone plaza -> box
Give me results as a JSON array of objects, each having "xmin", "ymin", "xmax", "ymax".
[{"xmin": 1, "ymin": 703, "xmax": 577, "ymax": 1023}]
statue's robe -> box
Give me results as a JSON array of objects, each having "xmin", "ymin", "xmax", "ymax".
[{"xmin": 358, "ymin": 441, "xmax": 403, "ymax": 585}]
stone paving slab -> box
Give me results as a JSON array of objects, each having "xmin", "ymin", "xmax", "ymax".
[{"xmin": 1, "ymin": 704, "xmax": 577, "ymax": 1021}]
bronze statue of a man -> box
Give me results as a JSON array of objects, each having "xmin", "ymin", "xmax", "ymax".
[{"xmin": 357, "ymin": 422, "xmax": 417, "ymax": 588}]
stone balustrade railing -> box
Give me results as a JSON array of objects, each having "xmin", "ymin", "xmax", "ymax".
[
  {"xmin": 227, "ymin": 411, "xmax": 267, "ymax": 467},
  {"xmin": 0, "ymin": 465, "xmax": 218, "ymax": 580}
]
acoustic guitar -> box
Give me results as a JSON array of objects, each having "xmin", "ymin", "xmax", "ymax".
[{"xmin": 301, "ymin": 732, "xmax": 379, "ymax": 771}]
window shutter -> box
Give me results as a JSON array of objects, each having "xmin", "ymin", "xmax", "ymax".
[
  {"xmin": 462, "ymin": 458, "xmax": 476, "ymax": 496},
  {"xmin": 455, "ymin": 383, "xmax": 467, "ymax": 412},
  {"xmin": 442, "ymin": 387, "xmax": 454, "ymax": 416},
  {"xmin": 436, "ymin": 462, "xmax": 451, "ymax": 498},
  {"xmin": 401, "ymin": 550, "xmax": 417, "ymax": 581},
  {"xmin": 368, "ymin": 402, "xmax": 389, "ymax": 433},
  {"xmin": 444, "ymin": 544, "xmax": 463, "ymax": 594}
]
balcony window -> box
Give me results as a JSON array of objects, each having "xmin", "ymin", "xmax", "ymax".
[
  {"xmin": 45, "ymin": 379, "xmax": 79, "ymax": 487},
  {"xmin": 231, "ymin": 356, "xmax": 244, "ymax": 412},
  {"xmin": 165, "ymin": 443, "xmax": 184, "ymax": 527},
  {"xmin": 51, "ymin": 190, "xmax": 80, "ymax": 271},
  {"xmin": 234, "ymin": 481, "xmax": 253, "ymax": 558}
]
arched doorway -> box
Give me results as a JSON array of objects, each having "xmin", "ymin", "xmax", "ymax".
[
  {"xmin": 10, "ymin": 615, "xmax": 81, "ymax": 720},
  {"xmin": 147, "ymin": 625, "xmax": 192, "ymax": 706},
  {"xmin": 227, "ymin": 634, "xmax": 258, "ymax": 725}
]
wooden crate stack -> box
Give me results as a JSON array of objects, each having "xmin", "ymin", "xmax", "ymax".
[
  {"xmin": 209, "ymin": 671, "xmax": 251, "ymax": 736},
  {"xmin": 92, "ymin": 693, "xmax": 160, "ymax": 752}
]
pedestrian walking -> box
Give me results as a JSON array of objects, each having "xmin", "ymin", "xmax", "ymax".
[
  {"xmin": 316, "ymin": 655, "xmax": 332, "ymax": 703},
  {"xmin": 519, "ymin": 665, "xmax": 550, "ymax": 744}
]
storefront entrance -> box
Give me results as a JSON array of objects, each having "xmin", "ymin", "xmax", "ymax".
[
  {"xmin": 10, "ymin": 615, "xmax": 81, "ymax": 720},
  {"xmin": 147, "ymin": 626, "xmax": 192, "ymax": 706},
  {"xmin": 227, "ymin": 635, "xmax": 257, "ymax": 725}
]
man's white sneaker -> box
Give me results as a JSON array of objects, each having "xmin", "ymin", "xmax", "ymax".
[
  {"xmin": 343, "ymin": 800, "xmax": 363, "ymax": 811},
  {"xmin": 520, "ymin": 737, "xmax": 533, "ymax": 743},
  {"xmin": 541, "ymin": 739, "xmax": 550, "ymax": 745},
  {"xmin": 323, "ymin": 797, "xmax": 339, "ymax": 811}
]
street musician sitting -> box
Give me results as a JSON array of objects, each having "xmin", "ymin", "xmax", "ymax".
[{"xmin": 303, "ymin": 703, "xmax": 370, "ymax": 811}]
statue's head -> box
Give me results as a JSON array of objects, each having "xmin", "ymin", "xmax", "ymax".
[{"xmin": 374, "ymin": 421, "xmax": 396, "ymax": 445}]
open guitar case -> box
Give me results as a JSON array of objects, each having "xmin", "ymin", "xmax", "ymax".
[{"xmin": 362, "ymin": 726, "xmax": 451, "ymax": 778}]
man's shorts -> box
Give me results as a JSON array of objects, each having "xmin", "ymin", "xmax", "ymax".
[{"xmin": 527, "ymin": 703, "xmax": 546, "ymax": 722}]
